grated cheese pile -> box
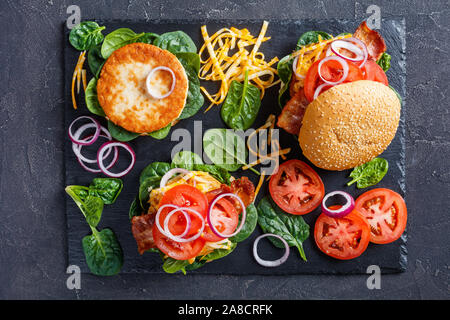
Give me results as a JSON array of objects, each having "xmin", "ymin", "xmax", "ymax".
[
  {"xmin": 199, "ymin": 21, "xmax": 280, "ymax": 111},
  {"xmin": 71, "ymin": 51, "xmax": 88, "ymax": 109},
  {"xmin": 291, "ymin": 33, "xmax": 352, "ymax": 86}
]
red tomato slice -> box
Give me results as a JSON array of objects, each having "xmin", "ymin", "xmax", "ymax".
[
  {"xmin": 314, "ymin": 206, "xmax": 371, "ymax": 260},
  {"xmin": 355, "ymin": 188, "xmax": 407, "ymax": 244},
  {"xmin": 304, "ymin": 58, "xmax": 364, "ymax": 102},
  {"xmin": 362, "ymin": 60, "xmax": 388, "ymax": 86},
  {"xmin": 202, "ymin": 198, "xmax": 239, "ymax": 242},
  {"xmin": 153, "ymin": 227, "xmax": 206, "ymax": 260},
  {"xmin": 269, "ymin": 160, "xmax": 325, "ymax": 215}
]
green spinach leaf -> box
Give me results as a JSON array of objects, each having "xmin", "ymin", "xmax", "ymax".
[
  {"xmin": 69, "ymin": 21, "xmax": 105, "ymax": 51},
  {"xmin": 221, "ymin": 71, "xmax": 261, "ymax": 130},
  {"xmin": 88, "ymin": 178, "xmax": 123, "ymax": 204},
  {"xmin": 101, "ymin": 28, "xmax": 145, "ymax": 59},
  {"xmin": 139, "ymin": 162, "xmax": 171, "ymax": 185},
  {"xmin": 162, "ymin": 258, "xmax": 190, "ymax": 274},
  {"xmin": 229, "ymin": 203, "xmax": 258, "ymax": 243},
  {"xmin": 172, "ymin": 150, "xmax": 203, "ymax": 170},
  {"xmin": 66, "ymin": 186, "xmax": 103, "ymax": 227},
  {"xmin": 203, "ymin": 128, "xmax": 251, "ymax": 173},
  {"xmin": 129, "ymin": 196, "xmax": 142, "ymax": 219},
  {"xmin": 82, "ymin": 228, "xmax": 123, "ymax": 276},
  {"xmin": 191, "ymin": 164, "xmax": 231, "ymax": 185},
  {"xmin": 257, "ymin": 197, "xmax": 309, "ymax": 261},
  {"xmin": 107, "ymin": 120, "xmax": 140, "ymax": 142},
  {"xmin": 138, "ymin": 32, "xmax": 160, "ymax": 45},
  {"xmin": 175, "ymin": 52, "xmax": 201, "ymax": 73},
  {"xmin": 139, "ymin": 176, "xmax": 161, "ymax": 210},
  {"xmin": 148, "ymin": 123, "xmax": 172, "ymax": 140},
  {"xmin": 185, "ymin": 242, "xmax": 237, "ymax": 272},
  {"xmin": 276, "ymin": 55, "xmax": 294, "ymax": 108},
  {"xmin": 153, "ymin": 31, "xmax": 197, "ymax": 54},
  {"xmin": 296, "ymin": 31, "xmax": 332, "ymax": 49},
  {"xmin": 87, "ymin": 44, "xmax": 105, "ymax": 78},
  {"xmin": 85, "ymin": 78, "xmax": 105, "ymax": 116},
  {"xmin": 176, "ymin": 54, "xmax": 204, "ymax": 120},
  {"xmin": 347, "ymin": 157, "xmax": 388, "ymax": 188},
  {"xmin": 377, "ymin": 52, "xmax": 391, "ymax": 72}
]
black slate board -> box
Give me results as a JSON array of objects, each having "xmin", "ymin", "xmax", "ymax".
[{"xmin": 64, "ymin": 18, "xmax": 406, "ymax": 274}]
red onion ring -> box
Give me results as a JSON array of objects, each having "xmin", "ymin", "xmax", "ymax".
[
  {"xmin": 292, "ymin": 55, "xmax": 305, "ymax": 79},
  {"xmin": 68, "ymin": 116, "xmax": 101, "ymax": 146},
  {"xmin": 97, "ymin": 141, "xmax": 136, "ymax": 178},
  {"xmin": 72, "ymin": 123, "xmax": 113, "ymax": 164},
  {"xmin": 321, "ymin": 191, "xmax": 355, "ymax": 218},
  {"xmin": 318, "ymin": 56, "xmax": 349, "ymax": 86},
  {"xmin": 155, "ymin": 205, "xmax": 205, "ymax": 243},
  {"xmin": 146, "ymin": 66, "xmax": 176, "ymax": 99},
  {"xmin": 207, "ymin": 193, "xmax": 246, "ymax": 238},
  {"xmin": 253, "ymin": 233, "xmax": 290, "ymax": 267},
  {"xmin": 75, "ymin": 134, "xmax": 119, "ymax": 173},
  {"xmin": 159, "ymin": 168, "xmax": 190, "ymax": 188},
  {"xmin": 330, "ymin": 37, "xmax": 368, "ymax": 68},
  {"xmin": 313, "ymin": 83, "xmax": 332, "ymax": 100}
]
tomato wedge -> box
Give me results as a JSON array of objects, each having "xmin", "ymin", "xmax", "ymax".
[
  {"xmin": 269, "ymin": 160, "xmax": 325, "ymax": 215},
  {"xmin": 202, "ymin": 197, "xmax": 239, "ymax": 242},
  {"xmin": 153, "ymin": 185, "xmax": 208, "ymax": 260},
  {"xmin": 355, "ymin": 188, "xmax": 407, "ymax": 244},
  {"xmin": 304, "ymin": 58, "xmax": 364, "ymax": 102},
  {"xmin": 362, "ymin": 60, "xmax": 388, "ymax": 86},
  {"xmin": 314, "ymin": 206, "xmax": 371, "ymax": 260}
]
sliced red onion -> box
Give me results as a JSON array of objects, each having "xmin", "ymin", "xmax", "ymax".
[
  {"xmin": 97, "ymin": 141, "xmax": 136, "ymax": 178},
  {"xmin": 292, "ymin": 55, "xmax": 305, "ymax": 79},
  {"xmin": 72, "ymin": 124, "xmax": 113, "ymax": 164},
  {"xmin": 159, "ymin": 168, "xmax": 190, "ymax": 188},
  {"xmin": 75, "ymin": 134, "xmax": 119, "ymax": 173},
  {"xmin": 68, "ymin": 116, "xmax": 101, "ymax": 146},
  {"xmin": 321, "ymin": 191, "xmax": 355, "ymax": 218},
  {"xmin": 318, "ymin": 56, "xmax": 349, "ymax": 86},
  {"xmin": 207, "ymin": 193, "xmax": 246, "ymax": 238},
  {"xmin": 146, "ymin": 66, "xmax": 176, "ymax": 99},
  {"xmin": 313, "ymin": 83, "xmax": 332, "ymax": 100},
  {"xmin": 155, "ymin": 204, "xmax": 205, "ymax": 243},
  {"xmin": 253, "ymin": 233, "xmax": 290, "ymax": 267},
  {"xmin": 330, "ymin": 37, "xmax": 368, "ymax": 68}
]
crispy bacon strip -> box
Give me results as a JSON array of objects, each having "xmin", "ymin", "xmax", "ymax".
[
  {"xmin": 353, "ymin": 21, "xmax": 386, "ymax": 61},
  {"xmin": 277, "ymin": 88, "xmax": 309, "ymax": 135},
  {"xmin": 206, "ymin": 177, "xmax": 255, "ymax": 213},
  {"xmin": 131, "ymin": 214, "xmax": 156, "ymax": 255}
]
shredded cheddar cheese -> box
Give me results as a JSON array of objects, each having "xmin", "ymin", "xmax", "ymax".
[
  {"xmin": 71, "ymin": 51, "xmax": 87, "ymax": 109},
  {"xmin": 254, "ymin": 170, "xmax": 266, "ymax": 199},
  {"xmin": 199, "ymin": 21, "xmax": 280, "ymax": 111}
]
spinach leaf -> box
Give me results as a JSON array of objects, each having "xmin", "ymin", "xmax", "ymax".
[
  {"xmin": 153, "ymin": 31, "xmax": 197, "ymax": 54},
  {"xmin": 69, "ymin": 21, "xmax": 105, "ymax": 51},
  {"xmin": 139, "ymin": 162, "xmax": 171, "ymax": 185},
  {"xmin": 139, "ymin": 176, "xmax": 161, "ymax": 210},
  {"xmin": 101, "ymin": 28, "xmax": 145, "ymax": 59},
  {"xmin": 175, "ymin": 52, "xmax": 201, "ymax": 73},
  {"xmin": 177, "ymin": 63, "xmax": 204, "ymax": 120},
  {"xmin": 148, "ymin": 123, "xmax": 171, "ymax": 140},
  {"xmin": 229, "ymin": 203, "xmax": 258, "ymax": 243},
  {"xmin": 377, "ymin": 52, "xmax": 391, "ymax": 72},
  {"xmin": 347, "ymin": 157, "xmax": 388, "ymax": 188},
  {"xmin": 172, "ymin": 150, "xmax": 203, "ymax": 170},
  {"xmin": 221, "ymin": 71, "xmax": 261, "ymax": 130},
  {"xmin": 138, "ymin": 32, "xmax": 160, "ymax": 45},
  {"xmin": 277, "ymin": 55, "xmax": 293, "ymax": 108},
  {"xmin": 85, "ymin": 78, "xmax": 105, "ymax": 116},
  {"xmin": 162, "ymin": 258, "xmax": 190, "ymax": 274},
  {"xmin": 185, "ymin": 242, "xmax": 237, "ymax": 272},
  {"xmin": 257, "ymin": 197, "xmax": 310, "ymax": 261},
  {"xmin": 82, "ymin": 228, "xmax": 123, "ymax": 276},
  {"xmin": 87, "ymin": 44, "xmax": 105, "ymax": 78},
  {"xmin": 191, "ymin": 164, "xmax": 231, "ymax": 185},
  {"xmin": 296, "ymin": 31, "xmax": 332, "ymax": 49},
  {"xmin": 129, "ymin": 196, "xmax": 142, "ymax": 219},
  {"xmin": 107, "ymin": 120, "xmax": 140, "ymax": 142},
  {"xmin": 203, "ymin": 128, "xmax": 249, "ymax": 172},
  {"xmin": 88, "ymin": 178, "xmax": 123, "ymax": 204},
  {"xmin": 66, "ymin": 186, "xmax": 103, "ymax": 227}
]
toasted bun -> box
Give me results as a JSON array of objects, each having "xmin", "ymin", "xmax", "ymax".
[
  {"xmin": 299, "ymin": 80, "xmax": 400, "ymax": 171},
  {"xmin": 97, "ymin": 43, "xmax": 188, "ymax": 133}
]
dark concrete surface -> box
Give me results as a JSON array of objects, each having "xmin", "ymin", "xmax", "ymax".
[{"xmin": 0, "ymin": 0, "xmax": 448, "ymax": 299}]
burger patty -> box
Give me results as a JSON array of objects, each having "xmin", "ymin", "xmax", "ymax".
[{"xmin": 97, "ymin": 43, "xmax": 188, "ymax": 133}]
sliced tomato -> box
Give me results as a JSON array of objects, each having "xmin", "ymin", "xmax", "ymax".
[
  {"xmin": 153, "ymin": 227, "xmax": 206, "ymax": 260},
  {"xmin": 314, "ymin": 206, "xmax": 371, "ymax": 260},
  {"xmin": 269, "ymin": 160, "xmax": 325, "ymax": 215},
  {"xmin": 304, "ymin": 58, "xmax": 364, "ymax": 102},
  {"xmin": 362, "ymin": 60, "xmax": 388, "ymax": 86},
  {"xmin": 158, "ymin": 184, "xmax": 208, "ymax": 237},
  {"xmin": 202, "ymin": 198, "xmax": 239, "ymax": 242},
  {"xmin": 355, "ymin": 188, "xmax": 407, "ymax": 244}
]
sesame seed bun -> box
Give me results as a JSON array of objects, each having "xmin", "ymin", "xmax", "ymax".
[
  {"xmin": 97, "ymin": 43, "xmax": 188, "ymax": 133},
  {"xmin": 298, "ymin": 80, "xmax": 401, "ymax": 171}
]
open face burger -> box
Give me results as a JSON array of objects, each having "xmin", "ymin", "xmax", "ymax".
[{"xmin": 277, "ymin": 22, "xmax": 401, "ymax": 171}]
